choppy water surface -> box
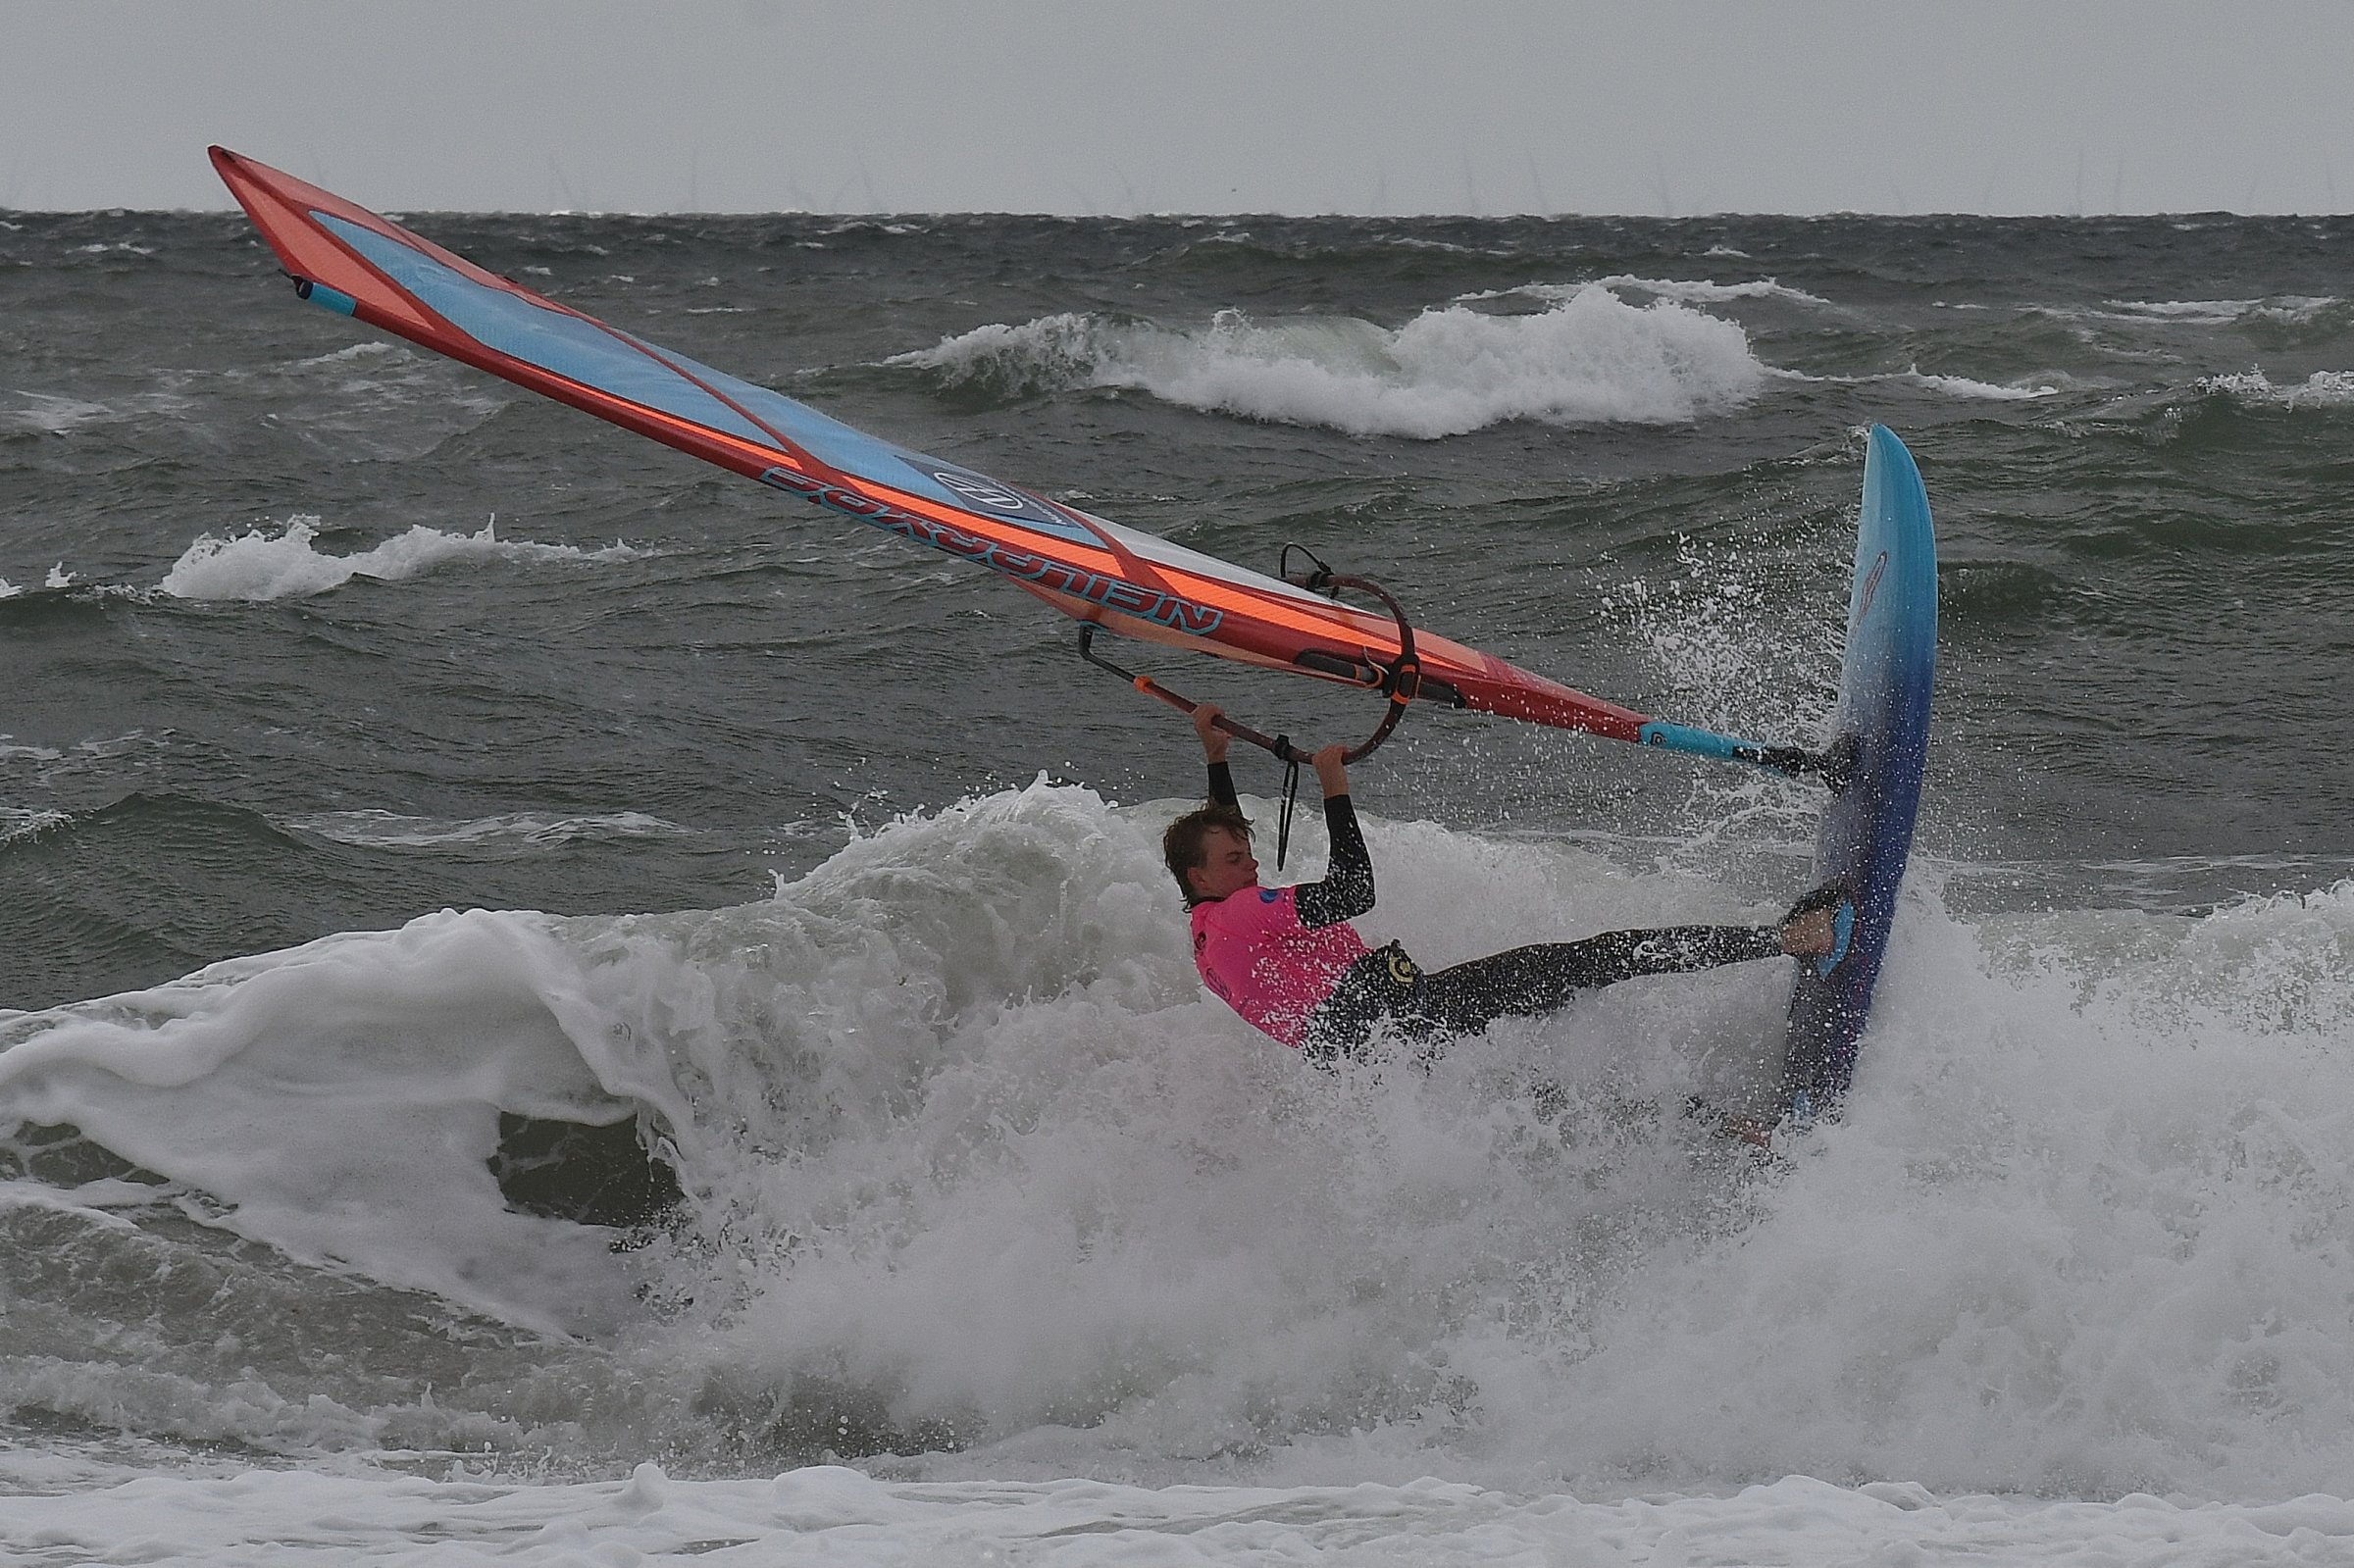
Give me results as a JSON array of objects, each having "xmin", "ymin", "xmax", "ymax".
[{"xmin": 4, "ymin": 207, "xmax": 2354, "ymax": 1560}]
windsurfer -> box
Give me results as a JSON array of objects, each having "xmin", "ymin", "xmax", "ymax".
[{"xmin": 1166, "ymin": 704, "xmax": 1850, "ymax": 1063}]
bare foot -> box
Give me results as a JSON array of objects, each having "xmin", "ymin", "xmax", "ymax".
[
  {"xmin": 1780, "ymin": 907, "xmax": 1838, "ymax": 956},
  {"xmin": 1717, "ymin": 1112, "xmax": 1777, "ymax": 1149}
]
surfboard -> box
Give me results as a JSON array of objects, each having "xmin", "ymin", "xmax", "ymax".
[{"xmin": 1781, "ymin": 425, "xmax": 1937, "ymax": 1118}]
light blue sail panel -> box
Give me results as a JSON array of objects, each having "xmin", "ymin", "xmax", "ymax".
[
  {"xmin": 318, "ymin": 215, "xmax": 784, "ymax": 453},
  {"xmin": 316, "ymin": 214, "xmax": 1101, "ymax": 547}
]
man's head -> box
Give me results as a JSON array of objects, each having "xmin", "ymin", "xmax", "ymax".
[{"xmin": 1163, "ymin": 803, "xmax": 1257, "ymax": 905}]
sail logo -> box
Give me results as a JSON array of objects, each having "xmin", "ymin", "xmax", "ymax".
[
  {"xmin": 933, "ymin": 470, "xmax": 1028, "ymax": 512},
  {"xmin": 907, "ymin": 458, "xmax": 1100, "ymax": 545},
  {"xmin": 760, "ymin": 467, "xmax": 1224, "ymax": 635}
]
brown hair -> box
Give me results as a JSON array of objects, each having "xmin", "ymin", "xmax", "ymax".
[{"xmin": 1162, "ymin": 802, "xmax": 1253, "ymax": 905}]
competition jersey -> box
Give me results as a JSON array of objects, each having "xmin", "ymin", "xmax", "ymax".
[{"xmin": 1191, "ymin": 885, "xmax": 1371, "ymax": 1047}]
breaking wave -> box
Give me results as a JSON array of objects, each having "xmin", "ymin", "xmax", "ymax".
[
  {"xmin": 7, "ymin": 784, "xmax": 2354, "ymax": 1499},
  {"xmin": 898, "ymin": 285, "xmax": 1769, "ymax": 437},
  {"xmin": 157, "ymin": 517, "xmax": 642, "ymax": 602},
  {"xmin": 2197, "ymin": 368, "xmax": 2354, "ymax": 410}
]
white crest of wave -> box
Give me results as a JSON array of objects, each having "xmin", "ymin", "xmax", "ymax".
[
  {"xmin": 2096, "ymin": 296, "xmax": 2341, "ymax": 327},
  {"xmin": 2201, "ymin": 368, "xmax": 2354, "ymax": 410},
  {"xmin": 0, "ymin": 565, "xmax": 86, "ymax": 598},
  {"xmin": 0, "ymin": 806, "xmax": 71, "ymax": 844},
  {"xmin": 283, "ymin": 808, "xmax": 687, "ymax": 852},
  {"xmin": 158, "ymin": 516, "xmax": 640, "ymax": 602},
  {"xmin": 902, "ymin": 286, "xmax": 1767, "ymax": 437},
  {"xmin": 3, "ymin": 390, "xmax": 125, "ymax": 435},
  {"xmin": 1895, "ymin": 367, "xmax": 2060, "ymax": 400},
  {"xmin": 1501, "ymin": 274, "xmax": 1833, "ymax": 308},
  {"xmin": 0, "ymin": 909, "xmax": 691, "ymax": 1334},
  {"xmin": 1773, "ymin": 366, "xmax": 2063, "ymax": 401}
]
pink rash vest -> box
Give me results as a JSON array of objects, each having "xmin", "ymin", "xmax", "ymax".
[{"xmin": 1191, "ymin": 885, "xmax": 1372, "ymax": 1047}]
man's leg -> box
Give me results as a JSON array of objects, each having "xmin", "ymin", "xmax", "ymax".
[{"xmin": 1410, "ymin": 926, "xmax": 1784, "ymax": 1036}]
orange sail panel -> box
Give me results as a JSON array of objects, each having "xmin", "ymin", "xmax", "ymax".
[{"xmin": 208, "ymin": 147, "xmax": 1652, "ymax": 745}]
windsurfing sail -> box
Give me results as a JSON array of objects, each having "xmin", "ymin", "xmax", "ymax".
[{"xmin": 208, "ymin": 146, "xmax": 1804, "ymax": 771}]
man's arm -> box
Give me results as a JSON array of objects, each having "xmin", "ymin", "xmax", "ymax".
[
  {"xmin": 1295, "ymin": 744, "xmax": 1374, "ymax": 928},
  {"xmin": 1194, "ymin": 703, "xmax": 1241, "ymax": 807}
]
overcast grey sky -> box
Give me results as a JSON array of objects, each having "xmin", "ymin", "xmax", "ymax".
[{"xmin": 5, "ymin": 0, "xmax": 2349, "ymax": 216}]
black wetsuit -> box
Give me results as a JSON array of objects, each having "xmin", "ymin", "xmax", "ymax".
[{"xmin": 1207, "ymin": 761, "xmax": 1783, "ymax": 1062}]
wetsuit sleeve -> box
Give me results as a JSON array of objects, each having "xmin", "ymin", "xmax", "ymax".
[
  {"xmin": 1206, "ymin": 761, "xmax": 1239, "ymax": 809},
  {"xmin": 1295, "ymin": 793, "xmax": 1375, "ymax": 928}
]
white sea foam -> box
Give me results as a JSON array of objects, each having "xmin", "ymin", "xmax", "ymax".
[
  {"xmin": 1895, "ymin": 367, "xmax": 2061, "ymax": 400},
  {"xmin": 284, "ymin": 808, "xmax": 688, "ymax": 851},
  {"xmin": 0, "ymin": 730, "xmax": 142, "ymax": 773},
  {"xmin": 2095, "ymin": 295, "xmax": 2339, "ymax": 327},
  {"xmin": 2201, "ymin": 368, "xmax": 2354, "ymax": 409},
  {"xmin": 6, "ymin": 785, "xmax": 2354, "ymax": 1504},
  {"xmin": 899, "ymin": 287, "xmax": 1769, "ymax": 437},
  {"xmin": 3, "ymin": 1461, "xmax": 2347, "ymax": 1567},
  {"xmin": 0, "ymin": 909, "xmax": 686, "ymax": 1334},
  {"xmin": 1777, "ymin": 365, "xmax": 2064, "ymax": 400},
  {"xmin": 157, "ymin": 517, "xmax": 641, "ymax": 602},
  {"xmin": 0, "ymin": 567, "xmax": 104, "ymax": 597},
  {"xmin": 1503, "ymin": 273, "xmax": 1834, "ymax": 308},
  {"xmin": 0, "ymin": 807, "xmax": 70, "ymax": 845},
  {"xmin": 1, "ymin": 388, "xmax": 150, "ymax": 435},
  {"xmin": 289, "ymin": 340, "xmax": 396, "ymax": 370}
]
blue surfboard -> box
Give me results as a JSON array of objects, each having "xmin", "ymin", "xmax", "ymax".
[{"xmin": 1782, "ymin": 426, "xmax": 1937, "ymax": 1118}]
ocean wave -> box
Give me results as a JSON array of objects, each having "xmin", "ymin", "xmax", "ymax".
[
  {"xmin": 288, "ymin": 340, "xmax": 396, "ymax": 370},
  {"xmin": 3, "ymin": 1460, "xmax": 2345, "ymax": 1566},
  {"xmin": 1776, "ymin": 365, "xmax": 2063, "ymax": 401},
  {"xmin": 282, "ymin": 808, "xmax": 689, "ymax": 852},
  {"xmin": 0, "ymin": 807, "xmax": 70, "ymax": 846},
  {"xmin": 0, "ymin": 570, "xmax": 139, "ymax": 619},
  {"xmin": 2094, "ymin": 295, "xmax": 2341, "ymax": 327},
  {"xmin": 1489, "ymin": 274, "xmax": 1834, "ymax": 309},
  {"xmin": 0, "ymin": 387, "xmax": 190, "ymax": 436},
  {"xmin": 8, "ymin": 785, "xmax": 2354, "ymax": 1493},
  {"xmin": 0, "ymin": 730, "xmax": 149, "ymax": 780},
  {"xmin": 896, "ymin": 286, "xmax": 1768, "ymax": 437},
  {"xmin": 2197, "ymin": 368, "xmax": 2354, "ymax": 410},
  {"xmin": 157, "ymin": 517, "xmax": 642, "ymax": 602},
  {"xmin": 0, "ymin": 792, "xmax": 323, "ymax": 877},
  {"xmin": 1892, "ymin": 367, "xmax": 2062, "ymax": 400},
  {"xmin": 0, "ymin": 907, "xmax": 675, "ymax": 1334}
]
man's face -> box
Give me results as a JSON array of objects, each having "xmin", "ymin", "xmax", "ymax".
[{"xmin": 1187, "ymin": 827, "xmax": 1259, "ymax": 901}]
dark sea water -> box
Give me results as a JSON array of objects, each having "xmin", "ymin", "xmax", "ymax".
[{"xmin": 5, "ymin": 208, "xmax": 2354, "ymax": 1524}]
